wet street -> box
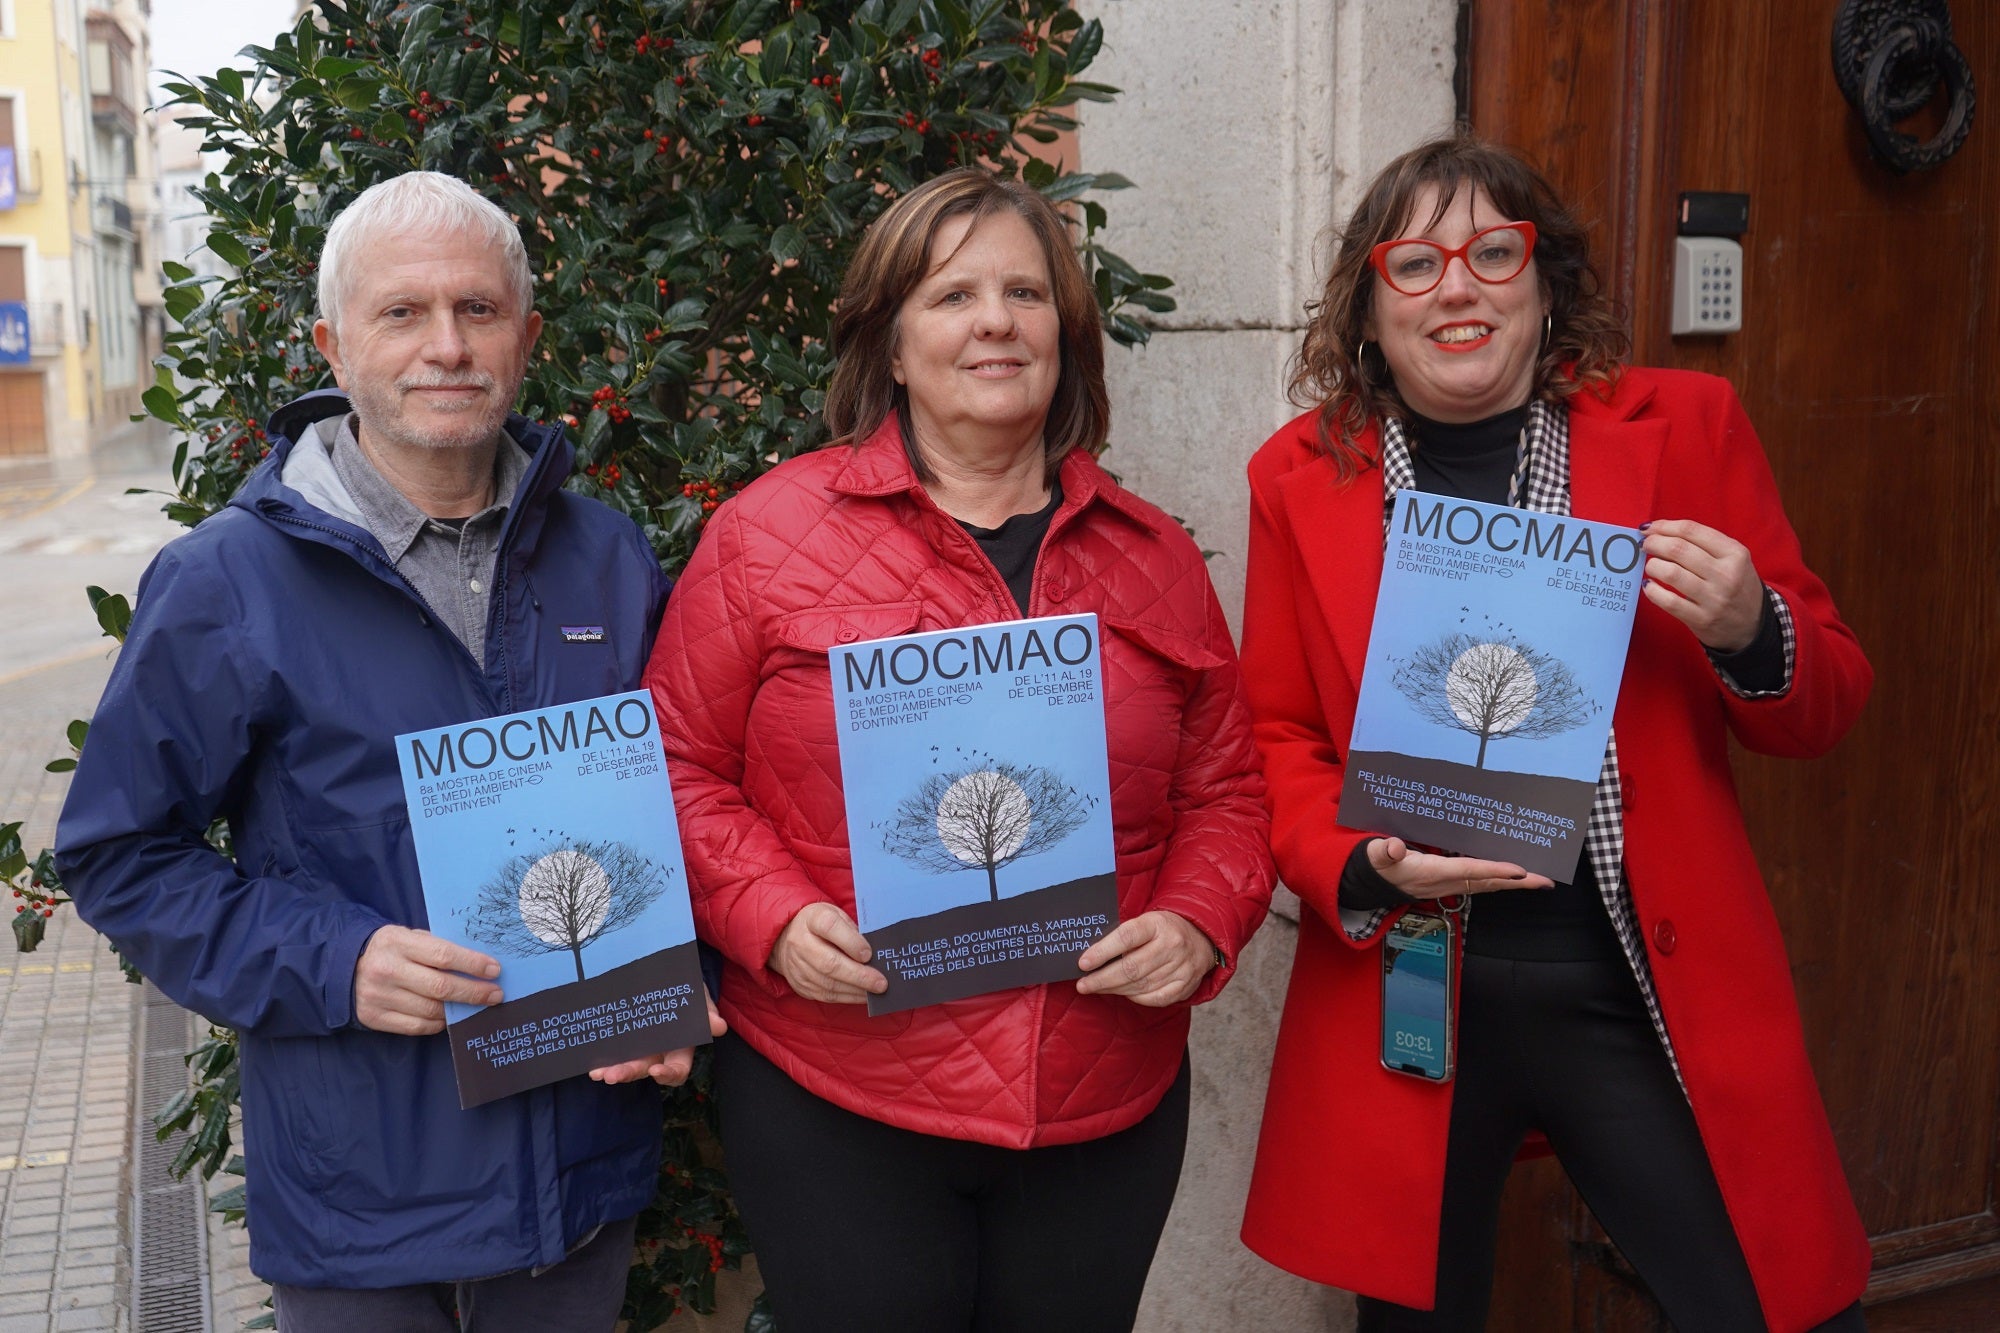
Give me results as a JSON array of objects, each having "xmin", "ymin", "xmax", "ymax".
[{"xmin": 0, "ymin": 424, "xmax": 264, "ymax": 1332}]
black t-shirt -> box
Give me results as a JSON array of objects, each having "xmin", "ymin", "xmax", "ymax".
[{"xmin": 958, "ymin": 483, "xmax": 1062, "ymax": 617}]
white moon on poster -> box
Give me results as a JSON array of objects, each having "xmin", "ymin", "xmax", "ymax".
[{"xmin": 935, "ymin": 770, "xmax": 1030, "ymax": 865}]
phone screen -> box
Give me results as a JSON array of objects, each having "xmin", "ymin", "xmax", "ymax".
[{"xmin": 1381, "ymin": 914, "xmax": 1452, "ymax": 1080}]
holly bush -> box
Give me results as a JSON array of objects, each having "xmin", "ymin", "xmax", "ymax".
[
  {"xmin": 141, "ymin": 0, "xmax": 1170, "ymax": 572},
  {"xmin": 6, "ymin": 1, "xmax": 1171, "ymax": 1328}
]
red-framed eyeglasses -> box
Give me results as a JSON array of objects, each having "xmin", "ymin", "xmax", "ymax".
[{"xmin": 1369, "ymin": 222, "xmax": 1539, "ymax": 296}]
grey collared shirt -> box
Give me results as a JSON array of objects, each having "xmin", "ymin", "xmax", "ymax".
[{"xmin": 328, "ymin": 414, "xmax": 529, "ymax": 669}]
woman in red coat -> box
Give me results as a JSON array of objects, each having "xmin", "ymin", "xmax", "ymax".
[
  {"xmin": 1238, "ymin": 132, "xmax": 1871, "ymax": 1331},
  {"xmin": 647, "ymin": 170, "xmax": 1273, "ymax": 1331}
]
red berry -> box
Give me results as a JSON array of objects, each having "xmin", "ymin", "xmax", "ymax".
[
  {"xmin": 585, "ymin": 464, "xmax": 599, "ymax": 475},
  {"xmin": 917, "ymin": 120, "xmax": 929, "ymax": 133},
  {"xmin": 643, "ymin": 128, "xmax": 654, "ymax": 139},
  {"xmin": 350, "ymin": 127, "xmax": 363, "ymax": 139},
  {"xmin": 747, "ymin": 114, "xmax": 764, "ymax": 127}
]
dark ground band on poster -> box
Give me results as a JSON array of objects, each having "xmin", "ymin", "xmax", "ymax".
[
  {"xmin": 447, "ymin": 940, "xmax": 711, "ymax": 1109},
  {"xmin": 865, "ymin": 873, "xmax": 1119, "ymax": 1016},
  {"xmin": 1342, "ymin": 749, "xmax": 1592, "ymax": 883}
]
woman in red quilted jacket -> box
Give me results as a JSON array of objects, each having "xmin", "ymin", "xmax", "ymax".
[{"xmin": 645, "ymin": 169, "xmax": 1275, "ymax": 1331}]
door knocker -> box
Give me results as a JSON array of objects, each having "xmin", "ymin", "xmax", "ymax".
[{"xmin": 1832, "ymin": 0, "xmax": 1977, "ymax": 173}]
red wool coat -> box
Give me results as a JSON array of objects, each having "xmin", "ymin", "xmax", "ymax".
[
  {"xmin": 647, "ymin": 420, "xmax": 1274, "ymax": 1148},
  {"xmin": 1237, "ymin": 369, "xmax": 1873, "ymax": 1331}
]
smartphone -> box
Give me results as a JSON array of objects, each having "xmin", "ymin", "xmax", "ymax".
[{"xmin": 1380, "ymin": 910, "xmax": 1455, "ymax": 1081}]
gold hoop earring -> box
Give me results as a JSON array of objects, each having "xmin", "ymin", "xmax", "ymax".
[
  {"xmin": 1542, "ymin": 314, "xmax": 1553, "ymax": 348},
  {"xmin": 1356, "ymin": 339, "xmax": 1371, "ymax": 380}
]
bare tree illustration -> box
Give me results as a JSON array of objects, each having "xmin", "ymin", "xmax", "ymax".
[
  {"xmin": 462, "ymin": 838, "xmax": 670, "ymax": 982},
  {"xmin": 881, "ymin": 760, "xmax": 1094, "ymax": 902},
  {"xmin": 1391, "ymin": 631, "xmax": 1598, "ymax": 768}
]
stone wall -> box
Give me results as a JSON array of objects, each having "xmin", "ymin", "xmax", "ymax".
[{"xmin": 1080, "ymin": 3, "xmax": 1459, "ymax": 1328}]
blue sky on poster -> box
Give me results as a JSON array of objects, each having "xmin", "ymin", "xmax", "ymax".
[
  {"xmin": 395, "ymin": 691, "xmax": 698, "ymax": 1025},
  {"xmin": 832, "ymin": 615, "xmax": 1117, "ymax": 934}
]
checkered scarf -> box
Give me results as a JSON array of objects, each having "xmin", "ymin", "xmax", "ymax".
[{"xmin": 1375, "ymin": 400, "xmax": 1684, "ymax": 1087}]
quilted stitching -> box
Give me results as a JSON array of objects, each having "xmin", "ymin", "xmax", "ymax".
[{"xmin": 646, "ymin": 419, "xmax": 1275, "ymax": 1147}]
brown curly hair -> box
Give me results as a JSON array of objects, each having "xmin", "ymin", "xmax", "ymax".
[
  {"xmin": 1291, "ymin": 129, "xmax": 1628, "ymax": 478},
  {"xmin": 825, "ymin": 169, "xmax": 1109, "ymax": 483}
]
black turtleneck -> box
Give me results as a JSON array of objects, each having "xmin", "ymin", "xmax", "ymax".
[{"xmin": 1408, "ymin": 405, "xmax": 1528, "ymax": 505}]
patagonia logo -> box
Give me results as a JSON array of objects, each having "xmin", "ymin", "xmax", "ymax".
[{"xmin": 560, "ymin": 625, "xmax": 606, "ymax": 644}]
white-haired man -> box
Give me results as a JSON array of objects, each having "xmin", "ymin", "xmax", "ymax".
[{"xmin": 57, "ymin": 172, "xmax": 713, "ymax": 1330}]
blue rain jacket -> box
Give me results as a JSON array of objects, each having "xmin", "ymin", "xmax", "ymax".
[{"xmin": 56, "ymin": 391, "xmax": 673, "ymax": 1287}]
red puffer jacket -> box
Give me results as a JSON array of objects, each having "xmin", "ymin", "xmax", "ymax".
[{"xmin": 647, "ymin": 419, "xmax": 1274, "ymax": 1147}]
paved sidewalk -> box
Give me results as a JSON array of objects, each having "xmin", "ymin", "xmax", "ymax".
[
  {"xmin": 0, "ymin": 655, "xmax": 132, "ymax": 1333},
  {"xmin": 0, "ymin": 910, "xmax": 133, "ymax": 1333},
  {"xmin": 0, "ymin": 425, "xmax": 265, "ymax": 1332}
]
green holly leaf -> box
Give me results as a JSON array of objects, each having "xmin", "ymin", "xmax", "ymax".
[
  {"xmin": 86, "ymin": 587, "xmax": 133, "ymax": 642},
  {"xmin": 206, "ymin": 232, "xmax": 252, "ymax": 270},
  {"xmin": 11, "ymin": 908, "xmax": 46, "ymax": 953}
]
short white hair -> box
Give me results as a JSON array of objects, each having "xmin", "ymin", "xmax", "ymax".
[{"xmin": 317, "ymin": 171, "xmax": 533, "ymax": 331}]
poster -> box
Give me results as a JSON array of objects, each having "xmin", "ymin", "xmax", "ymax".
[
  {"xmin": 1341, "ymin": 492, "xmax": 1642, "ymax": 881},
  {"xmin": 396, "ymin": 690, "xmax": 710, "ymax": 1108},
  {"xmin": 829, "ymin": 614, "xmax": 1118, "ymax": 1015}
]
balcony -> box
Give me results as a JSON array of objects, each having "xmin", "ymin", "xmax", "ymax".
[
  {"xmin": 90, "ymin": 93, "xmax": 139, "ymax": 139},
  {"xmin": 87, "ymin": 15, "xmax": 139, "ymax": 138},
  {"xmin": 0, "ymin": 303, "xmax": 69, "ymax": 358},
  {"xmin": 0, "ymin": 148, "xmax": 45, "ymax": 206}
]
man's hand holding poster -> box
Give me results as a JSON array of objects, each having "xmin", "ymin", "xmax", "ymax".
[{"xmin": 397, "ymin": 690, "xmax": 711, "ymax": 1107}]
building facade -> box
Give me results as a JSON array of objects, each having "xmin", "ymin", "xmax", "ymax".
[
  {"xmin": 0, "ymin": 0, "xmax": 159, "ymax": 458},
  {"xmin": 1083, "ymin": 5, "xmax": 1461, "ymax": 1326}
]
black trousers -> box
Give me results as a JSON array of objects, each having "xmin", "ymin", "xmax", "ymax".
[
  {"xmin": 1357, "ymin": 954, "xmax": 1866, "ymax": 1333},
  {"xmin": 714, "ymin": 1032, "xmax": 1190, "ymax": 1333},
  {"xmin": 271, "ymin": 1216, "xmax": 635, "ymax": 1333}
]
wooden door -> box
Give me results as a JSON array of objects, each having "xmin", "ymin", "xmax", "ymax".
[
  {"xmin": 0, "ymin": 374, "xmax": 45, "ymax": 457},
  {"xmin": 1468, "ymin": 0, "xmax": 1998, "ymax": 1326}
]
